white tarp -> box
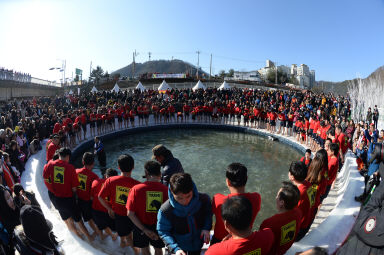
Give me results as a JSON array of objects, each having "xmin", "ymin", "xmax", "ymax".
[
  {"xmin": 91, "ymin": 86, "xmax": 98, "ymax": 93},
  {"xmin": 136, "ymin": 82, "xmax": 146, "ymax": 92},
  {"xmin": 158, "ymin": 80, "xmax": 171, "ymax": 91},
  {"xmin": 68, "ymin": 89, "xmax": 74, "ymax": 95},
  {"xmin": 111, "ymin": 83, "xmax": 120, "ymax": 93},
  {"xmin": 192, "ymin": 80, "xmax": 206, "ymax": 91},
  {"xmin": 218, "ymin": 81, "xmax": 231, "ymax": 90}
]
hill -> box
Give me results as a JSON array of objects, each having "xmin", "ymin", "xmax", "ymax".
[
  {"xmin": 316, "ymin": 65, "xmax": 384, "ymax": 95},
  {"xmin": 111, "ymin": 59, "xmax": 208, "ymax": 78}
]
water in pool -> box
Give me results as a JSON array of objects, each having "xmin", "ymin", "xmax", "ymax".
[{"xmin": 73, "ymin": 128, "xmax": 302, "ymax": 228}]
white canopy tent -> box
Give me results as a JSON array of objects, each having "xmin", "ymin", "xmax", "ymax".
[
  {"xmin": 192, "ymin": 80, "xmax": 206, "ymax": 91},
  {"xmin": 136, "ymin": 82, "xmax": 146, "ymax": 92},
  {"xmin": 218, "ymin": 81, "xmax": 231, "ymax": 90},
  {"xmin": 68, "ymin": 89, "xmax": 74, "ymax": 95},
  {"xmin": 111, "ymin": 83, "xmax": 120, "ymax": 93},
  {"xmin": 158, "ymin": 80, "xmax": 171, "ymax": 91},
  {"xmin": 90, "ymin": 86, "xmax": 98, "ymax": 93}
]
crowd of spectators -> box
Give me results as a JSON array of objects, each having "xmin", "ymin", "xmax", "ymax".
[
  {"xmin": 0, "ymin": 85, "xmax": 383, "ymax": 254},
  {"xmin": 0, "ymin": 67, "xmax": 31, "ymax": 83}
]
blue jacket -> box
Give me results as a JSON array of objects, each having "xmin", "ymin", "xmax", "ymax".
[{"xmin": 157, "ymin": 183, "xmax": 212, "ymax": 253}]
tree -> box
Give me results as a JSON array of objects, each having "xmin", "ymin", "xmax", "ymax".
[
  {"xmin": 227, "ymin": 69, "xmax": 234, "ymax": 78},
  {"xmin": 90, "ymin": 66, "xmax": 104, "ymax": 84},
  {"xmin": 74, "ymin": 75, "xmax": 79, "ymax": 82},
  {"xmin": 289, "ymin": 75, "xmax": 299, "ymax": 85},
  {"xmin": 219, "ymin": 70, "xmax": 226, "ymax": 78},
  {"xmin": 104, "ymin": 71, "xmax": 110, "ymax": 78},
  {"xmin": 266, "ymin": 68, "xmax": 288, "ymax": 84}
]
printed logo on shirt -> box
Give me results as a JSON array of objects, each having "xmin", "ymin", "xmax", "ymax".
[
  {"xmin": 307, "ymin": 184, "xmax": 318, "ymax": 208},
  {"xmin": 78, "ymin": 174, "xmax": 87, "ymax": 191},
  {"xmin": 53, "ymin": 166, "xmax": 65, "ymax": 184},
  {"xmin": 146, "ymin": 191, "xmax": 163, "ymax": 213},
  {"xmin": 115, "ymin": 186, "xmax": 130, "ymax": 205},
  {"xmin": 243, "ymin": 248, "xmax": 261, "ymax": 255},
  {"xmin": 280, "ymin": 220, "xmax": 296, "ymax": 246}
]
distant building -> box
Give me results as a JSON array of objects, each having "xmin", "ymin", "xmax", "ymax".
[
  {"xmin": 226, "ymin": 71, "xmax": 262, "ymax": 82},
  {"xmin": 258, "ymin": 60, "xmax": 316, "ymax": 89}
]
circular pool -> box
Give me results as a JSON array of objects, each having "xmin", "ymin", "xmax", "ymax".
[{"xmin": 73, "ymin": 128, "xmax": 302, "ymax": 228}]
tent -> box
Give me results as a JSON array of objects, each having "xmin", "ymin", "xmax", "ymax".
[
  {"xmin": 68, "ymin": 89, "xmax": 74, "ymax": 95},
  {"xmin": 158, "ymin": 80, "xmax": 171, "ymax": 93},
  {"xmin": 218, "ymin": 81, "xmax": 231, "ymax": 90},
  {"xmin": 111, "ymin": 83, "xmax": 120, "ymax": 93},
  {"xmin": 192, "ymin": 80, "xmax": 206, "ymax": 91},
  {"xmin": 90, "ymin": 86, "xmax": 98, "ymax": 93},
  {"xmin": 136, "ymin": 82, "xmax": 146, "ymax": 92}
]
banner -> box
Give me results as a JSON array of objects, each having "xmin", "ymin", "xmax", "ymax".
[{"xmin": 152, "ymin": 73, "xmax": 186, "ymax": 79}]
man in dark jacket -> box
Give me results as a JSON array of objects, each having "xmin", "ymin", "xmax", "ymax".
[{"xmin": 152, "ymin": 144, "xmax": 184, "ymax": 187}]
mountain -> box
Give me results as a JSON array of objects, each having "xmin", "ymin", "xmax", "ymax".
[
  {"xmin": 316, "ymin": 65, "xmax": 384, "ymax": 95},
  {"xmin": 111, "ymin": 59, "xmax": 208, "ymax": 78}
]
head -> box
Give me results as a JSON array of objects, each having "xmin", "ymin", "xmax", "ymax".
[
  {"xmin": 144, "ymin": 160, "xmax": 161, "ymax": 178},
  {"xmin": 335, "ymin": 125, "xmax": 342, "ymax": 135},
  {"xmin": 117, "ymin": 154, "xmax": 134, "ymax": 173},
  {"xmin": 324, "ymin": 138, "xmax": 332, "ymax": 152},
  {"xmin": 105, "ymin": 168, "xmax": 118, "ymax": 178},
  {"xmin": 58, "ymin": 147, "xmax": 71, "ymax": 162},
  {"xmin": 82, "ymin": 152, "xmax": 95, "ymax": 168},
  {"xmin": 289, "ymin": 161, "xmax": 308, "ymax": 183},
  {"xmin": 94, "ymin": 136, "xmax": 100, "ymax": 143},
  {"xmin": 152, "ymin": 144, "xmax": 173, "ymax": 164},
  {"xmin": 329, "ymin": 143, "xmax": 339, "ymax": 157},
  {"xmin": 305, "ymin": 149, "xmax": 312, "ymax": 160},
  {"xmin": 13, "ymin": 183, "xmax": 25, "ymax": 197},
  {"xmin": 276, "ymin": 181, "xmax": 300, "ymax": 211},
  {"xmin": 306, "ymin": 149, "xmax": 328, "ymax": 184},
  {"xmin": 170, "ymin": 173, "xmax": 194, "ymax": 206},
  {"xmin": 327, "ymin": 128, "xmax": 335, "ymax": 138},
  {"xmin": 52, "ymin": 134, "xmax": 60, "ymax": 145},
  {"xmin": 226, "ymin": 163, "xmax": 248, "ymax": 188},
  {"xmin": 221, "ymin": 196, "xmax": 253, "ymax": 234},
  {"xmin": 0, "ymin": 185, "xmax": 15, "ymax": 210}
]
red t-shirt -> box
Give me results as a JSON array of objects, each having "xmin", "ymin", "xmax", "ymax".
[
  {"xmin": 76, "ymin": 167, "xmax": 99, "ymax": 201},
  {"xmin": 53, "ymin": 123, "xmax": 62, "ymax": 134},
  {"xmin": 98, "ymin": 175, "xmax": 140, "ymax": 216},
  {"xmin": 327, "ymin": 156, "xmax": 339, "ymax": 186},
  {"xmin": 259, "ymin": 208, "xmax": 302, "ymax": 255},
  {"xmin": 337, "ymin": 132, "xmax": 348, "ymax": 155},
  {"xmin": 91, "ymin": 178, "xmax": 108, "ymax": 212},
  {"xmin": 126, "ymin": 181, "xmax": 168, "ymax": 225},
  {"xmin": 212, "ymin": 192, "xmax": 261, "ymax": 240},
  {"xmin": 205, "ymin": 229, "xmax": 274, "ymax": 255},
  {"xmin": 297, "ymin": 180, "xmax": 312, "ymax": 229},
  {"xmin": 46, "ymin": 143, "xmax": 60, "ymax": 162},
  {"xmin": 43, "ymin": 159, "xmax": 79, "ymax": 198}
]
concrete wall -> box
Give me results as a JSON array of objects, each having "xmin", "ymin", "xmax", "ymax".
[{"xmin": 0, "ymin": 81, "xmax": 61, "ymax": 101}]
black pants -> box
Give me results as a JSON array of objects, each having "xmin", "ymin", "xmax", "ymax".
[{"xmin": 97, "ymin": 151, "xmax": 106, "ymax": 167}]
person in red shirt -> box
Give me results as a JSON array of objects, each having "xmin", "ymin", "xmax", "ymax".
[
  {"xmin": 259, "ymin": 182, "xmax": 302, "ymax": 255},
  {"xmin": 288, "ymin": 161, "xmax": 312, "ymax": 241},
  {"xmin": 80, "ymin": 110, "xmax": 87, "ymax": 140},
  {"xmin": 183, "ymin": 103, "xmax": 190, "ymax": 123},
  {"xmin": 211, "ymin": 163, "xmax": 261, "ymax": 244},
  {"xmin": 43, "ymin": 148, "xmax": 94, "ymax": 242},
  {"xmin": 91, "ymin": 168, "xmax": 118, "ymax": 241},
  {"xmin": 98, "ymin": 154, "xmax": 140, "ymax": 248},
  {"xmin": 127, "ymin": 160, "xmax": 168, "ymax": 255},
  {"xmin": 326, "ymin": 143, "xmax": 339, "ymax": 196},
  {"xmin": 336, "ymin": 125, "xmax": 348, "ymax": 164},
  {"xmin": 300, "ymin": 149, "xmax": 312, "ymax": 167},
  {"xmin": 53, "ymin": 121, "xmax": 62, "ymax": 134},
  {"xmin": 206, "ymin": 196, "xmax": 274, "ymax": 255},
  {"xmin": 46, "ymin": 134, "xmax": 60, "ymax": 162},
  {"xmin": 76, "ymin": 152, "xmax": 101, "ymax": 239}
]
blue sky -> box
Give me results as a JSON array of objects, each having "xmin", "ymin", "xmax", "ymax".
[{"xmin": 0, "ymin": 0, "xmax": 383, "ymax": 82}]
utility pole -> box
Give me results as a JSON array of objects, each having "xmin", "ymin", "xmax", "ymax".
[
  {"xmin": 196, "ymin": 50, "xmax": 200, "ymax": 79},
  {"xmin": 132, "ymin": 50, "xmax": 138, "ymax": 79},
  {"xmin": 148, "ymin": 52, "xmax": 151, "ymax": 61},
  {"xmin": 89, "ymin": 61, "xmax": 92, "ymax": 82},
  {"xmin": 209, "ymin": 54, "xmax": 212, "ymax": 80},
  {"xmin": 275, "ymin": 61, "xmax": 278, "ymax": 85}
]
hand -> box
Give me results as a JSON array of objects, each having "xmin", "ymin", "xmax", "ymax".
[
  {"xmin": 107, "ymin": 208, "xmax": 115, "ymax": 219},
  {"xmin": 222, "ymin": 233, "xmax": 232, "ymax": 241},
  {"xmin": 200, "ymin": 230, "xmax": 210, "ymax": 244},
  {"xmin": 175, "ymin": 250, "xmax": 187, "ymax": 255},
  {"xmin": 143, "ymin": 229, "xmax": 158, "ymax": 240}
]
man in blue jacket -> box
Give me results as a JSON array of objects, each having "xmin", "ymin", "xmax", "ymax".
[{"xmin": 157, "ymin": 173, "xmax": 212, "ymax": 255}]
